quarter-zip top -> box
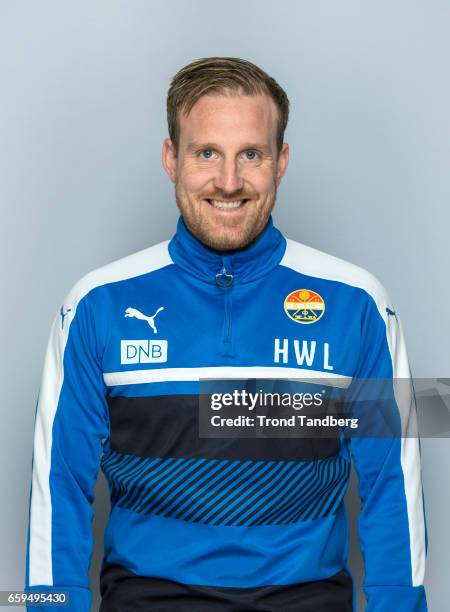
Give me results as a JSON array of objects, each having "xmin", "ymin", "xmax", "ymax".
[{"xmin": 25, "ymin": 209, "xmax": 428, "ymax": 612}]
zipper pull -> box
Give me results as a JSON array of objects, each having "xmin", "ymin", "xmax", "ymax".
[{"xmin": 215, "ymin": 265, "xmax": 234, "ymax": 288}]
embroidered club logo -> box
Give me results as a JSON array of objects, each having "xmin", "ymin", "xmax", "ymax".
[{"xmin": 284, "ymin": 289, "xmax": 325, "ymax": 325}]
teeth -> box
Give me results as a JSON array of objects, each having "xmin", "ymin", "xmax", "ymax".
[{"xmin": 209, "ymin": 199, "xmax": 245, "ymax": 209}]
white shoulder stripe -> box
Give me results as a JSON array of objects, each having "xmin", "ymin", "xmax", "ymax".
[
  {"xmin": 29, "ymin": 239, "xmax": 172, "ymax": 586},
  {"xmin": 64, "ymin": 240, "xmax": 173, "ymax": 307},
  {"xmin": 280, "ymin": 238, "xmax": 391, "ymax": 313},
  {"xmin": 386, "ymin": 316, "xmax": 426, "ymax": 586}
]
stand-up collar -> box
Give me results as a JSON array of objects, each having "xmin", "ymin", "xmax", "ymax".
[{"xmin": 168, "ymin": 214, "xmax": 287, "ymax": 284}]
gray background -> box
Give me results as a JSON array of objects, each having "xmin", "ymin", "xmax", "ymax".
[{"xmin": 0, "ymin": 1, "xmax": 448, "ymax": 610}]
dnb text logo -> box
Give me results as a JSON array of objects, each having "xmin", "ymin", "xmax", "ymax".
[
  {"xmin": 121, "ymin": 306, "xmax": 168, "ymax": 364},
  {"xmin": 284, "ymin": 289, "xmax": 325, "ymax": 325}
]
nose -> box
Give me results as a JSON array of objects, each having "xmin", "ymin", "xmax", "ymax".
[{"xmin": 213, "ymin": 157, "xmax": 244, "ymax": 194}]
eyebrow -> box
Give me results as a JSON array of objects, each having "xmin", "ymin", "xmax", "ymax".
[{"xmin": 186, "ymin": 141, "xmax": 272, "ymax": 154}]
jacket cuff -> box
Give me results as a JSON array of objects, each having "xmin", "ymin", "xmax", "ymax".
[{"xmin": 364, "ymin": 585, "xmax": 427, "ymax": 611}]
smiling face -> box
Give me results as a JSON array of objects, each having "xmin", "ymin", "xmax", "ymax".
[{"xmin": 162, "ymin": 90, "xmax": 289, "ymax": 251}]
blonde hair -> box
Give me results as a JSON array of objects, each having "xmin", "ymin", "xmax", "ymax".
[{"xmin": 167, "ymin": 56, "xmax": 289, "ymax": 155}]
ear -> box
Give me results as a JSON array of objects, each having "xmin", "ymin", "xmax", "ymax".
[
  {"xmin": 161, "ymin": 138, "xmax": 177, "ymax": 183},
  {"xmin": 275, "ymin": 142, "xmax": 289, "ymax": 186}
]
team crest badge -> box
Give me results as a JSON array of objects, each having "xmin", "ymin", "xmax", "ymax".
[{"xmin": 284, "ymin": 289, "xmax": 325, "ymax": 324}]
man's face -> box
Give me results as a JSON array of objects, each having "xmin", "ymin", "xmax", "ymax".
[{"xmin": 162, "ymin": 90, "xmax": 289, "ymax": 251}]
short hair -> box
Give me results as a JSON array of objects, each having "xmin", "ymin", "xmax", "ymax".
[{"xmin": 166, "ymin": 56, "xmax": 289, "ymax": 156}]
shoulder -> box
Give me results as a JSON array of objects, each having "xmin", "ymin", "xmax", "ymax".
[
  {"xmin": 280, "ymin": 237, "xmax": 394, "ymax": 315},
  {"xmin": 62, "ymin": 239, "xmax": 172, "ymax": 311}
]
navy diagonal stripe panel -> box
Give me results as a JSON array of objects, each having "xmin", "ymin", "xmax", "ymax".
[{"xmin": 101, "ymin": 449, "xmax": 350, "ymax": 526}]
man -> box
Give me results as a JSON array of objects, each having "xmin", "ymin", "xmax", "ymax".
[{"xmin": 25, "ymin": 57, "xmax": 428, "ymax": 611}]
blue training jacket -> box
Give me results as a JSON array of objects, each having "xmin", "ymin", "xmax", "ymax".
[{"xmin": 25, "ymin": 214, "xmax": 428, "ymax": 611}]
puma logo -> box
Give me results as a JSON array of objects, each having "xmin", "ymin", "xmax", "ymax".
[
  {"xmin": 124, "ymin": 306, "xmax": 164, "ymax": 334},
  {"xmin": 60, "ymin": 305, "xmax": 72, "ymax": 329}
]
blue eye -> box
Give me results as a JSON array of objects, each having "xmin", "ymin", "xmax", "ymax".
[
  {"xmin": 200, "ymin": 149, "xmax": 214, "ymax": 159},
  {"xmin": 244, "ymin": 150, "xmax": 258, "ymax": 160}
]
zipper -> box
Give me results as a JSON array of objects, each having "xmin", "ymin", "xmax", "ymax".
[{"xmin": 215, "ymin": 260, "xmax": 234, "ymax": 352}]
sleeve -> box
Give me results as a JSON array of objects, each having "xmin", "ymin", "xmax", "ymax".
[
  {"xmin": 24, "ymin": 289, "xmax": 110, "ymax": 611},
  {"xmin": 345, "ymin": 288, "xmax": 428, "ymax": 611}
]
